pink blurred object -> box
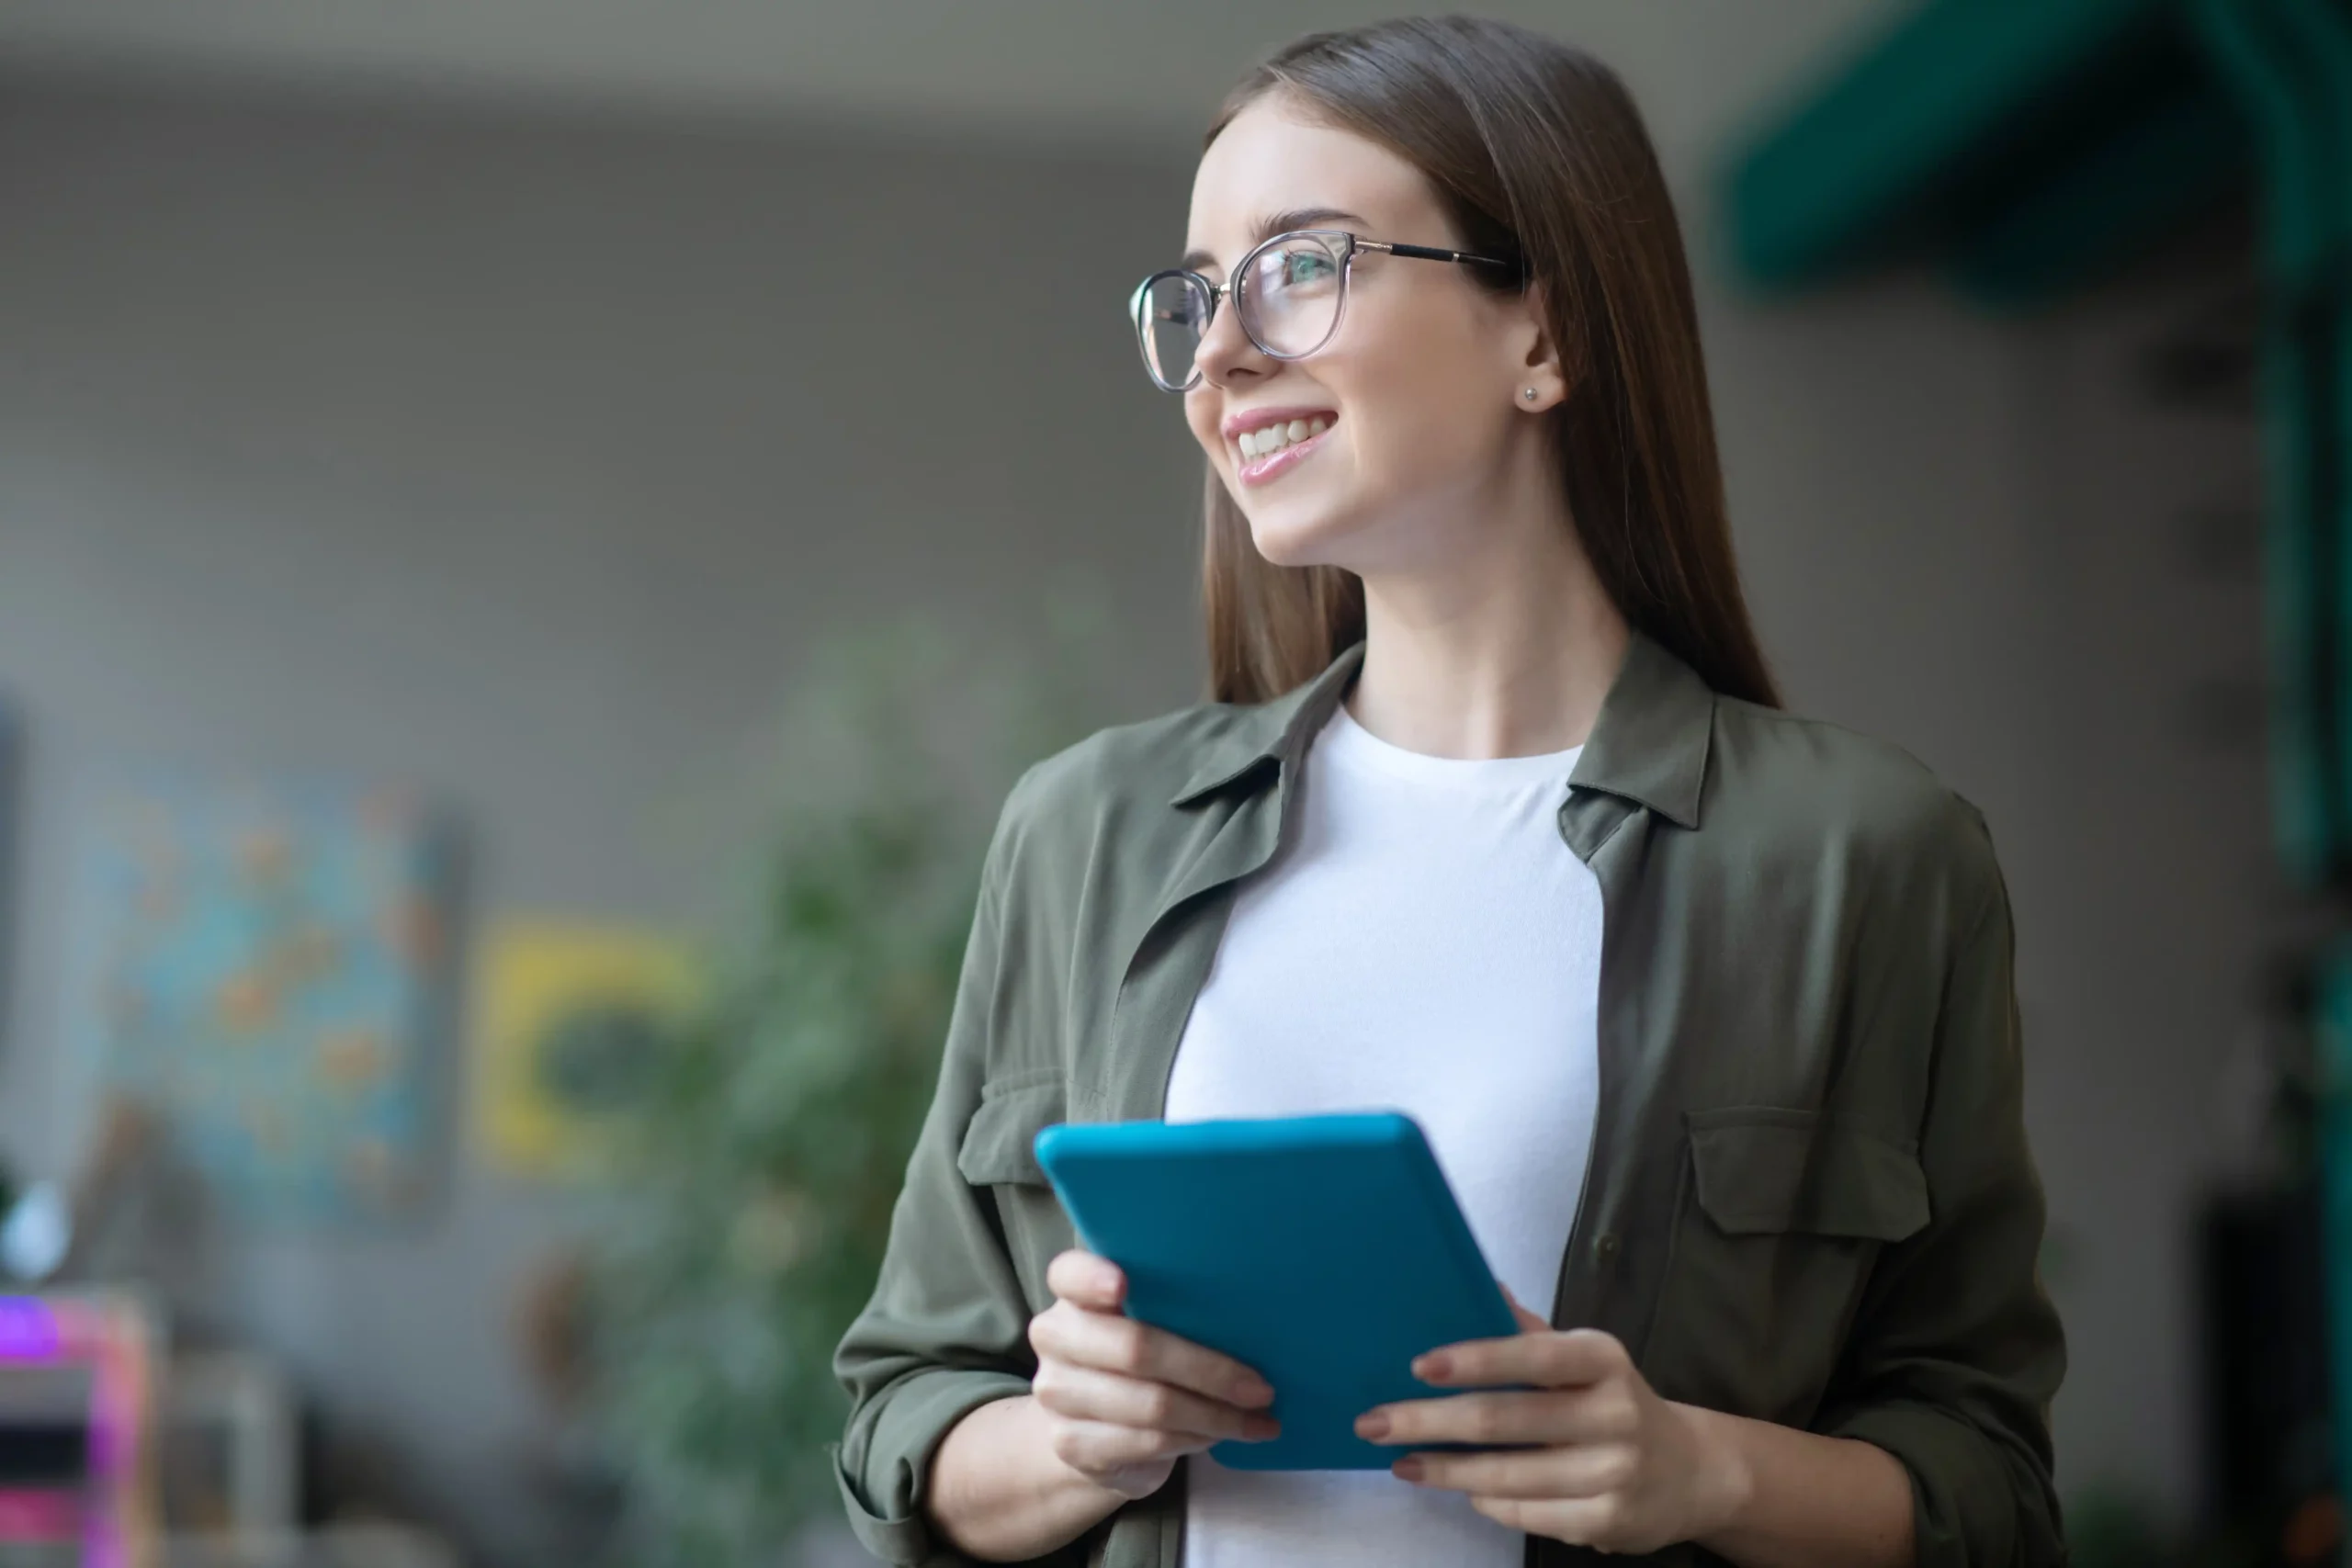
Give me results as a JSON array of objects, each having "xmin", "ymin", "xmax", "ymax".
[
  {"xmin": 0, "ymin": 1485, "xmax": 80, "ymax": 1539},
  {"xmin": 0, "ymin": 1292, "xmax": 160, "ymax": 1568}
]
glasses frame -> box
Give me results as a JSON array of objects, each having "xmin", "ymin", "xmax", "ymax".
[{"xmin": 1131, "ymin": 228, "xmax": 1516, "ymax": 392}]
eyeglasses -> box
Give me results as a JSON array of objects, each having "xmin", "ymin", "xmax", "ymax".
[{"xmin": 1130, "ymin": 228, "xmax": 1515, "ymax": 392}]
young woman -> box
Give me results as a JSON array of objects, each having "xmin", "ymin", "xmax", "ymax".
[{"xmin": 835, "ymin": 17, "xmax": 2064, "ymax": 1568}]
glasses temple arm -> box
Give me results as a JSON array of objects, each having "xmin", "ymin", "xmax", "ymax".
[{"xmin": 1360, "ymin": 239, "xmax": 1516, "ymax": 271}]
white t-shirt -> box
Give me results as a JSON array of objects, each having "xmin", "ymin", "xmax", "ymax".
[{"xmin": 1163, "ymin": 701, "xmax": 1605, "ymax": 1568}]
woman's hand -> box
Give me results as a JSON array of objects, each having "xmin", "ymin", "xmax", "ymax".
[
  {"xmin": 926, "ymin": 1250, "xmax": 1280, "ymax": 1560},
  {"xmin": 1027, "ymin": 1249, "xmax": 1281, "ymax": 1500},
  {"xmin": 1352, "ymin": 1291, "xmax": 1748, "ymax": 1554}
]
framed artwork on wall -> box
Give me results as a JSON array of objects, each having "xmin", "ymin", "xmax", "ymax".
[
  {"xmin": 471, "ymin": 920, "xmax": 697, "ymax": 1183},
  {"xmin": 73, "ymin": 776, "xmax": 458, "ymax": 1226}
]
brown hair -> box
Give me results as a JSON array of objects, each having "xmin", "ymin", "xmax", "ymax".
[{"xmin": 1201, "ymin": 16, "xmax": 1779, "ymax": 709}]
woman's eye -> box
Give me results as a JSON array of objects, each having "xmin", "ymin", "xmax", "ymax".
[{"xmin": 1253, "ymin": 248, "xmax": 1332, "ymax": 292}]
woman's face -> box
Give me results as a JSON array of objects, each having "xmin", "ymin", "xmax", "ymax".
[{"xmin": 1181, "ymin": 95, "xmax": 1555, "ymax": 575}]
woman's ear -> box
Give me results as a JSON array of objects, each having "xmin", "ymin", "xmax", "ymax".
[{"xmin": 1505, "ymin": 281, "xmax": 1567, "ymax": 413}]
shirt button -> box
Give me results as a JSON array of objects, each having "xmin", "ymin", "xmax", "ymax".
[{"xmin": 1596, "ymin": 1232, "xmax": 1621, "ymax": 1260}]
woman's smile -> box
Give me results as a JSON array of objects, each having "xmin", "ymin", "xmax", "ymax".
[{"xmin": 1223, "ymin": 406, "xmax": 1337, "ymax": 486}]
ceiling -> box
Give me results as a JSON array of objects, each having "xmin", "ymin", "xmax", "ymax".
[{"xmin": 0, "ymin": 0, "xmax": 1906, "ymax": 174}]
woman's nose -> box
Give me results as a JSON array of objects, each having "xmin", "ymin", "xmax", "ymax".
[{"xmin": 1192, "ymin": 294, "xmax": 1269, "ymax": 387}]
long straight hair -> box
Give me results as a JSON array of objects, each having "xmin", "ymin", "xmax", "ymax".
[{"xmin": 1201, "ymin": 17, "xmax": 1779, "ymax": 709}]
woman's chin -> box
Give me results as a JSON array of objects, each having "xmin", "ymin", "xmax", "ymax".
[{"xmin": 1243, "ymin": 508, "xmax": 1364, "ymax": 571}]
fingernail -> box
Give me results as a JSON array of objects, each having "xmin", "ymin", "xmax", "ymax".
[
  {"xmin": 1414, "ymin": 1352, "xmax": 1452, "ymax": 1381},
  {"xmin": 1235, "ymin": 1379, "xmax": 1275, "ymax": 1408},
  {"xmin": 1243, "ymin": 1416, "xmax": 1280, "ymax": 1441},
  {"xmin": 1354, "ymin": 1411, "xmax": 1390, "ymax": 1440},
  {"xmin": 1394, "ymin": 1456, "xmax": 1425, "ymax": 1483}
]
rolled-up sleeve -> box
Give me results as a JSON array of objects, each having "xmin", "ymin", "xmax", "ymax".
[
  {"xmin": 831, "ymin": 799, "xmax": 1042, "ymax": 1566},
  {"xmin": 1818, "ymin": 839, "xmax": 2067, "ymax": 1567}
]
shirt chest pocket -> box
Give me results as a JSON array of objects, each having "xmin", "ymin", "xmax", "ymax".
[
  {"xmin": 1643, "ymin": 1106, "xmax": 1928, "ymax": 1423},
  {"xmin": 956, "ymin": 1077, "xmax": 1078, "ymax": 1310}
]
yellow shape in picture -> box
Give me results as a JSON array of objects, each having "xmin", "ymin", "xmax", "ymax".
[{"xmin": 474, "ymin": 920, "xmax": 700, "ymax": 1180}]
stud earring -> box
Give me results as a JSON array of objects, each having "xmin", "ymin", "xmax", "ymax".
[{"xmin": 1521, "ymin": 387, "xmax": 1540, "ymax": 403}]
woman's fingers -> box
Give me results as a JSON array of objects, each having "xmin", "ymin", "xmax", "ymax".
[
  {"xmin": 1034, "ymin": 1360, "xmax": 1278, "ymax": 1443},
  {"xmin": 1046, "ymin": 1418, "xmax": 1199, "ymax": 1478},
  {"xmin": 1359, "ymin": 1382, "xmax": 1637, "ymax": 1450},
  {"xmin": 1030, "ymin": 1296, "xmax": 1273, "ymax": 1412},
  {"xmin": 1032, "ymin": 1248, "xmax": 1280, "ymax": 1473},
  {"xmin": 1394, "ymin": 1439, "xmax": 1634, "ymax": 1499},
  {"xmin": 1413, "ymin": 1325, "xmax": 1629, "ymax": 1389},
  {"xmin": 1046, "ymin": 1249, "xmax": 1126, "ymax": 1313}
]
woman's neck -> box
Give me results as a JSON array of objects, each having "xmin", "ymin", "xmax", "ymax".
[{"xmin": 1346, "ymin": 512, "xmax": 1629, "ymax": 761}]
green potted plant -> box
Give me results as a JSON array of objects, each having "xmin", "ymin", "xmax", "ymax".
[{"xmin": 585, "ymin": 622, "xmax": 1101, "ymax": 1566}]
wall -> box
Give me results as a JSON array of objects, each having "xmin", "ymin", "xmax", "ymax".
[
  {"xmin": 2004, "ymin": 260, "xmax": 2273, "ymax": 1524},
  {"xmin": 0, "ymin": 66, "xmax": 2267, "ymax": 1560}
]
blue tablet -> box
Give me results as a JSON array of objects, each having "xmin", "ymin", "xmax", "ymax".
[{"xmin": 1032, "ymin": 1111, "xmax": 1519, "ymax": 1471}]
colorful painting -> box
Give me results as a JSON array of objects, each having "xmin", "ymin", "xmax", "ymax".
[
  {"xmin": 76, "ymin": 779, "xmax": 455, "ymax": 1224},
  {"xmin": 472, "ymin": 921, "xmax": 697, "ymax": 1181}
]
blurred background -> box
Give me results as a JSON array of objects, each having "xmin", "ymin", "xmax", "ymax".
[{"xmin": 0, "ymin": 1, "xmax": 2340, "ymax": 1564}]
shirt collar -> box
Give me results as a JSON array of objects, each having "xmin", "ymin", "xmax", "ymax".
[
  {"xmin": 1168, "ymin": 631, "xmax": 1715, "ymax": 829},
  {"xmin": 1567, "ymin": 631, "xmax": 1714, "ymax": 829},
  {"xmin": 1169, "ymin": 644, "xmax": 1366, "ymax": 807}
]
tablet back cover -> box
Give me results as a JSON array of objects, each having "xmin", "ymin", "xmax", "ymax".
[{"xmin": 1034, "ymin": 1111, "xmax": 1518, "ymax": 1471}]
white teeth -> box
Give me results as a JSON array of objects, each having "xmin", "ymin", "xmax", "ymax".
[{"xmin": 1238, "ymin": 416, "xmax": 1332, "ymax": 463}]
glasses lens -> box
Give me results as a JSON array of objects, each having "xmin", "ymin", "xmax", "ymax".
[
  {"xmin": 1237, "ymin": 234, "xmax": 1345, "ymax": 358},
  {"xmin": 1136, "ymin": 272, "xmax": 1210, "ymax": 389}
]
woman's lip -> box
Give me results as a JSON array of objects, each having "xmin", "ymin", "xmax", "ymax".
[
  {"xmin": 1221, "ymin": 406, "xmax": 1339, "ymax": 440},
  {"xmin": 1238, "ymin": 424, "xmax": 1332, "ymax": 486}
]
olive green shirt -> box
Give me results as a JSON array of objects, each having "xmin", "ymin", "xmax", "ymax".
[{"xmin": 833, "ymin": 634, "xmax": 2065, "ymax": 1568}]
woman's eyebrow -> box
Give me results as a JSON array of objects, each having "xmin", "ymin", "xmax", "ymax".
[{"xmin": 1179, "ymin": 208, "xmax": 1369, "ymax": 274}]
